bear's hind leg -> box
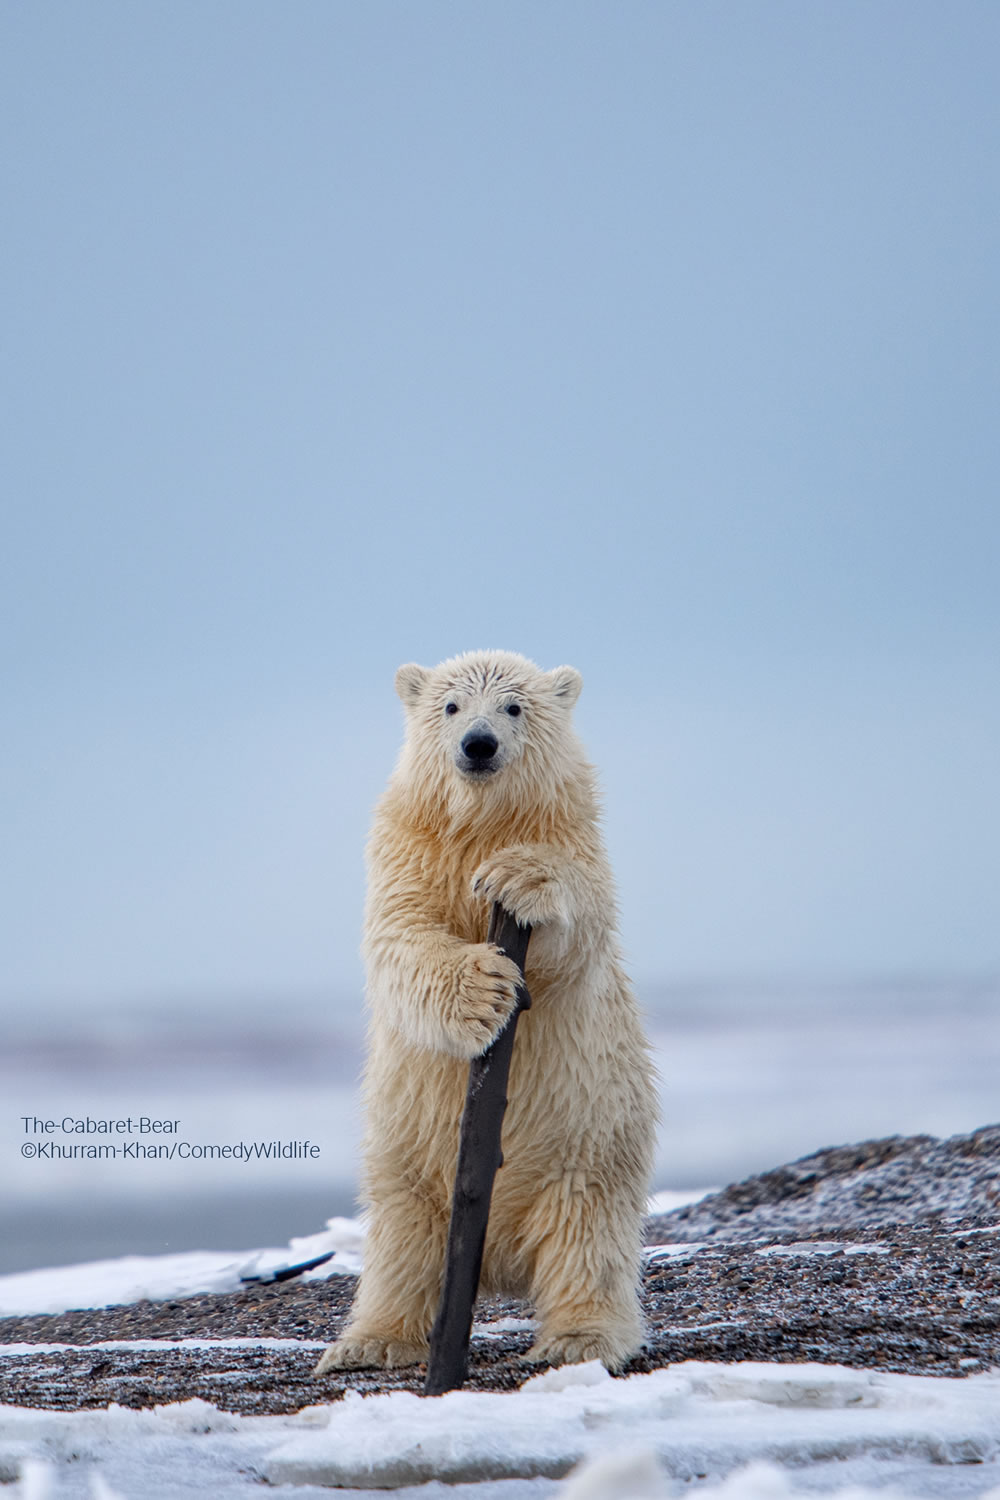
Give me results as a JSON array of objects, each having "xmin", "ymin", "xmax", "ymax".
[
  {"xmin": 314, "ymin": 1188, "xmax": 447, "ymax": 1373},
  {"xmin": 523, "ymin": 1175, "xmax": 644, "ymax": 1374}
]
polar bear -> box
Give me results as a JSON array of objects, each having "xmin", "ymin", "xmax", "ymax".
[{"xmin": 315, "ymin": 650, "xmax": 657, "ymax": 1375}]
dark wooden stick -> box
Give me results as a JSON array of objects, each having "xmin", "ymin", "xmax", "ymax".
[{"xmin": 423, "ymin": 903, "xmax": 531, "ymax": 1395}]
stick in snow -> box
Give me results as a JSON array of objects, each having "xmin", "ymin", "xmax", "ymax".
[
  {"xmin": 240, "ymin": 1251, "xmax": 335, "ymax": 1284},
  {"xmin": 423, "ymin": 902, "xmax": 532, "ymax": 1396}
]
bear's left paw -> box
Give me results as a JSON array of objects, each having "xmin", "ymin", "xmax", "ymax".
[
  {"xmin": 526, "ymin": 1328, "xmax": 635, "ymax": 1374},
  {"xmin": 472, "ymin": 848, "xmax": 569, "ymax": 927},
  {"xmin": 313, "ymin": 1333, "xmax": 428, "ymax": 1374}
]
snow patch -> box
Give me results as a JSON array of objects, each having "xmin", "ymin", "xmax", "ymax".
[
  {"xmin": 0, "ymin": 1252, "xmax": 250, "ymax": 1319},
  {"xmin": 0, "ymin": 1216, "xmax": 364, "ymax": 1318},
  {"xmin": 2, "ymin": 1363, "xmax": 1000, "ymax": 1497},
  {"xmin": 755, "ymin": 1242, "xmax": 891, "ymax": 1258},
  {"xmin": 562, "ymin": 1450, "xmax": 1000, "ymax": 1499},
  {"xmin": 644, "ymin": 1242, "xmax": 708, "ymax": 1262},
  {"xmin": 0, "ymin": 1337, "xmax": 328, "ymax": 1356},
  {"xmin": 264, "ymin": 1361, "xmax": 1000, "ymax": 1488},
  {"xmin": 472, "ymin": 1316, "xmax": 536, "ymax": 1337}
]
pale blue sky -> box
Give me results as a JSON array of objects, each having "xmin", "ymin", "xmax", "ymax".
[{"xmin": 3, "ymin": 1, "xmax": 998, "ymax": 1001}]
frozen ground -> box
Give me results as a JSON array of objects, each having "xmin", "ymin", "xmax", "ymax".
[
  {"xmin": 1, "ymin": 1353, "xmax": 999, "ymax": 1498},
  {"xmin": 3, "ymin": 981, "xmax": 998, "ymax": 1494},
  {"xmin": 2, "ymin": 1136, "xmax": 1000, "ymax": 1497}
]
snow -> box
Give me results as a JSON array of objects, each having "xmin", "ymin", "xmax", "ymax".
[
  {"xmin": 562, "ymin": 1449, "xmax": 1000, "ymax": 1500},
  {"xmin": 3, "ymin": 1213, "xmax": 1000, "ymax": 1497},
  {"xmin": 754, "ymin": 1243, "xmax": 892, "ymax": 1259},
  {"xmin": 0, "ymin": 1217, "xmax": 364, "ymax": 1318},
  {"xmin": 644, "ymin": 1243, "xmax": 708, "ymax": 1263},
  {"xmin": 2, "ymin": 1361, "xmax": 1000, "ymax": 1497},
  {"xmin": 0, "ymin": 1339, "xmax": 329, "ymax": 1356}
]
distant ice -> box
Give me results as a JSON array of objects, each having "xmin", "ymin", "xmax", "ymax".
[
  {"xmin": 3, "ymin": 1208, "xmax": 1000, "ymax": 1497},
  {"xmin": 646, "ymin": 1187, "xmax": 719, "ymax": 1215}
]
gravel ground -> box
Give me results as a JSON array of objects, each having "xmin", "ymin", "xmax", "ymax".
[
  {"xmin": 2, "ymin": 1126, "xmax": 998, "ymax": 1416},
  {"xmin": 644, "ymin": 1124, "xmax": 1000, "ymax": 1244}
]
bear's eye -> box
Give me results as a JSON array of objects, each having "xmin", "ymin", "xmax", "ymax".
[
  {"xmin": 506, "ymin": 704, "xmax": 521, "ymax": 717},
  {"xmin": 445, "ymin": 702, "xmax": 459, "ymax": 716}
]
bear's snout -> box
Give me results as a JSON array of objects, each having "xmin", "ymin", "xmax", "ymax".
[
  {"xmin": 461, "ymin": 728, "xmax": 499, "ymax": 761},
  {"xmin": 457, "ymin": 722, "xmax": 501, "ymax": 776}
]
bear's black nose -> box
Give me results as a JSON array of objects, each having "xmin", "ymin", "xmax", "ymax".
[{"xmin": 461, "ymin": 729, "xmax": 499, "ymax": 762}]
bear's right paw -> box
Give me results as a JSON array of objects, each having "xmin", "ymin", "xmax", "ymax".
[
  {"xmin": 313, "ymin": 1333, "xmax": 428, "ymax": 1374},
  {"xmin": 526, "ymin": 1327, "xmax": 636, "ymax": 1374},
  {"xmin": 446, "ymin": 943, "xmax": 522, "ymax": 1057}
]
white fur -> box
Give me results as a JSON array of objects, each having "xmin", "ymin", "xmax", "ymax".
[{"xmin": 315, "ymin": 650, "xmax": 658, "ymax": 1376}]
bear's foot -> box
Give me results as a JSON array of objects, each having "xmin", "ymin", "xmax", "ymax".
[
  {"xmin": 313, "ymin": 1332, "xmax": 428, "ymax": 1374},
  {"xmin": 526, "ymin": 1327, "xmax": 637, "ymax": 1375}
]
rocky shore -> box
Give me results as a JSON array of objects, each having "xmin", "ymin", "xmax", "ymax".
[{"xmin": 2, "ymin": 1126, "xmax": 997, "ymax": 1417}]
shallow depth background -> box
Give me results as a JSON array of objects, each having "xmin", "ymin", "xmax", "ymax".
[
  {"xmin": 2, "ymin": 2, "xmax": 997, "ymax": 1272},
  {"xmin": 4, "ymin": 978, "xmax": 998, "ymax": 1275}
]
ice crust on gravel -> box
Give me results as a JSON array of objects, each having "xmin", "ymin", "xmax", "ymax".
[{"xmin": 4, "ymin": 1129, "xmax": 1000, "ymax": 1497}]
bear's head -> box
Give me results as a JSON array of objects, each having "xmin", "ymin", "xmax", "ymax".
[{"xmin": 392, "ymin": 650, "xmax": 585, "ymax": 816}]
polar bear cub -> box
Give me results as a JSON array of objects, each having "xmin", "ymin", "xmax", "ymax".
[{"xmin": 315, "ymin": 649, "xmax": 657, "ymax": 1375}]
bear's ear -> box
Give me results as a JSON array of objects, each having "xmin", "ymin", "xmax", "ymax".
[
  {"xmin": 394, "ymin": 663, "xmax": 431, "ymax": 706},
  {"xmin": 546, "ymin": 666, "xmax": 582, "ymax": 708}
]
